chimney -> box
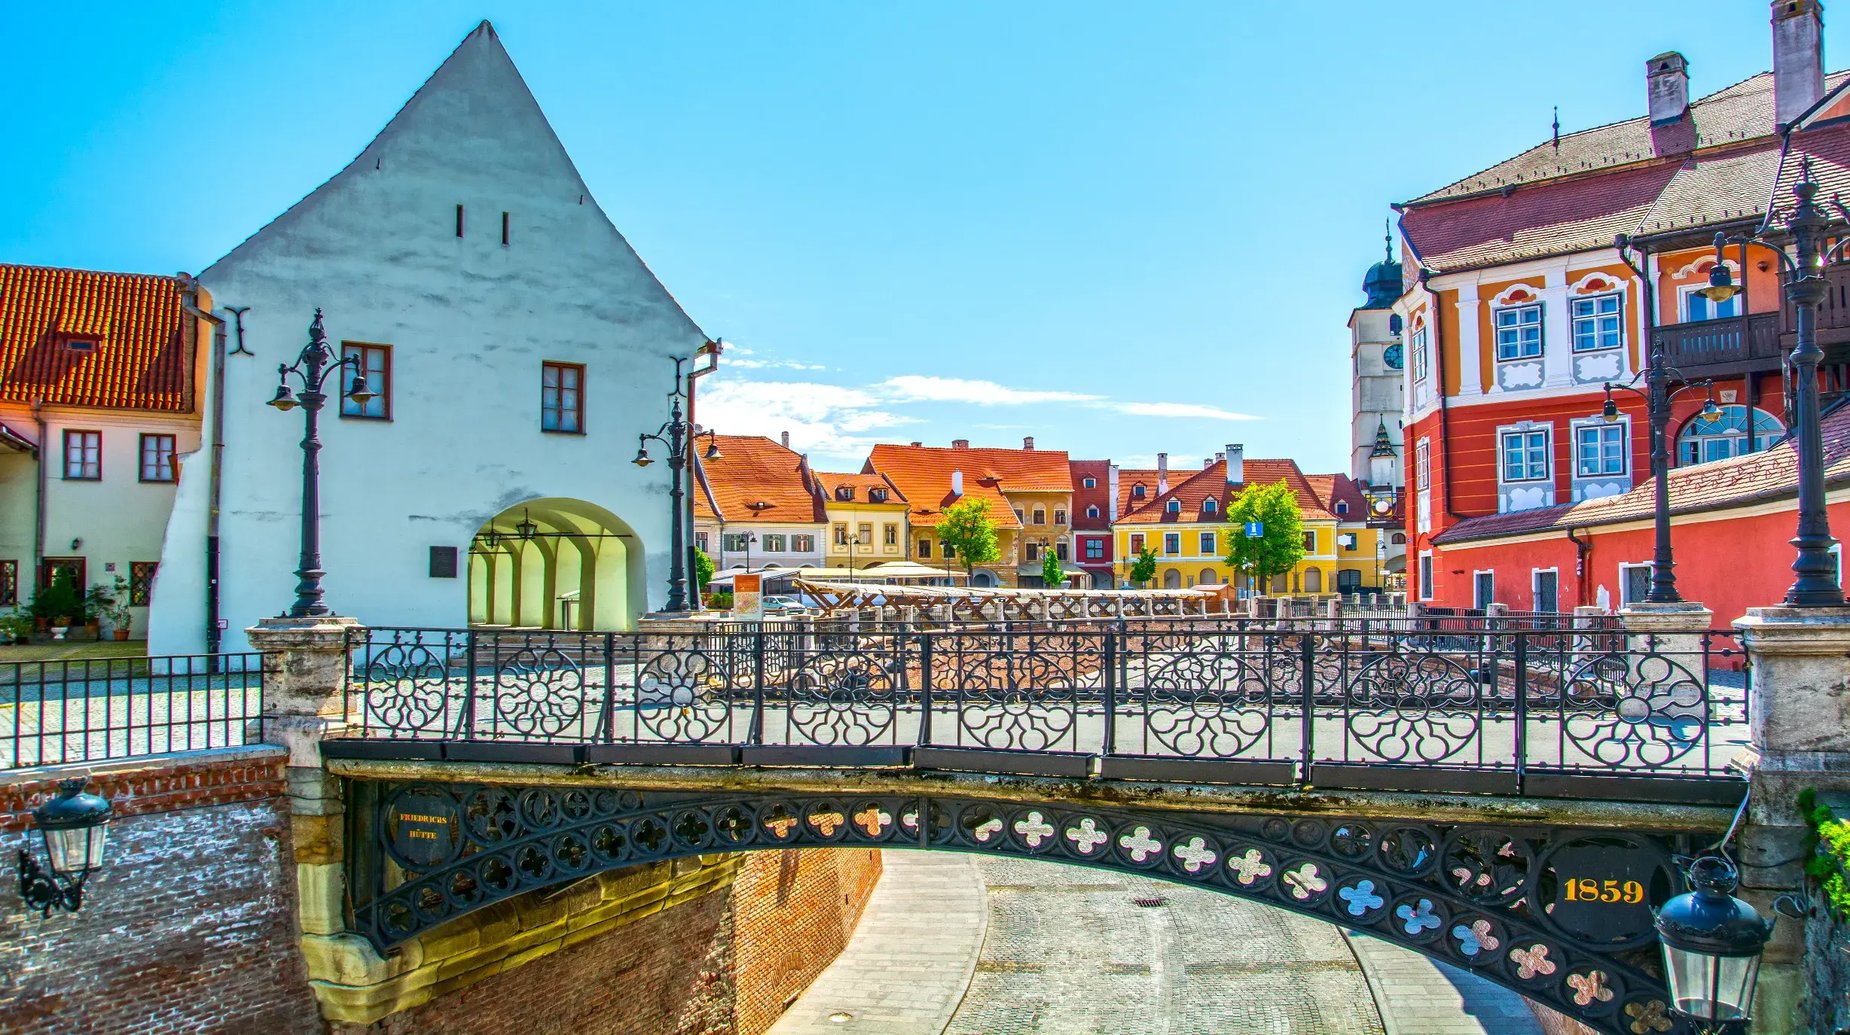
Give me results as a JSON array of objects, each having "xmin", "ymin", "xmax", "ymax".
[
  {"xmin": 1204, "ymin": 457, "xmax": 1214, "ymax": 470},
  {"xmin": 1023, "ymin": 436, "xmax": 1035, "ymax": 450},
  {"xmin": 1226, "ymin": 444, "xmax": 1244, "ymax": 485},
  {"xmin": 1646, "ymin": 51, "xmax": 1689, "ymax": 124},
  {"xmin": 910, "ymin": 441, "xmax": 923, "ymax": 447},
  {"xmin": 952, "ymin": 439, "xmax": 969, "ymax": 449},
  {"xmin": 780, "ymin": 430, "xmax": 790, "ymax": 448},
  {"xmin": 1156, "ymin": 452, "xmax": 1169, "ymax": 495},
  {"xmin": 1774, "ymin": 0, "xmax": 1826, "ymax": 126},
  {"xmin": 951, "ymin": 470, "xmax": 964, "ymax": 496}
]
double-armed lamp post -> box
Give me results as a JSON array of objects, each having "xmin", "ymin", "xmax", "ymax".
[
  {"xmin": 267, "ymin": 310, "xmax": 373, "ymax": 619},
  {"xmin": 634, "ymin": 356, "xmax": 721, "ymax": 612},
  {"xmin": 1704, "ymin": 159, "xmax": 1846, "ymax": 607}
]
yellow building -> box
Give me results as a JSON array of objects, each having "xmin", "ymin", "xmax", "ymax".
[
  {"xmin": 865, "ymin": 439, "xmax": 1073, "ymax": 588},
  {"xmin": 1112, "ymin": 448, "xmax": 1340, "ymax": 595},
  {"xmin": 815, "ymin": 472, "xmax": 909, "ymax": 569}
]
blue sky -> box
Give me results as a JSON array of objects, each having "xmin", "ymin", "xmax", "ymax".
[{"xmin": 3, "ymin": 1, "xmax": 1837, "ymax": 473}]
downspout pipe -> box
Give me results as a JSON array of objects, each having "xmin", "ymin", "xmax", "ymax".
[
  {"xmin": 1565, "ymin": 526, "xmax": 1591, "ymax": 605},
  {"xmin": 31, "ymin": 398, "xmax": 46, "ymax": 597},
  {"xmin": 180, "ymin": 286, "xmax": 228, "ymax": 656}
]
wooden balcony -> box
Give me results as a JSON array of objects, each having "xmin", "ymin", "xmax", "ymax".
[
  {"xmin": 1658, "ymin": 312, "xmax": 1782, "ymax": 378},
  {"xmin": 1781, "ymin": 263, "xmax": 1850, "ymax": 353}
]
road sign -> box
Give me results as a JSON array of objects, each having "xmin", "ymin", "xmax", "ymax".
[{"xmin": 1244, "ymin": 521, "xmax": 1264, "ymax": 538}]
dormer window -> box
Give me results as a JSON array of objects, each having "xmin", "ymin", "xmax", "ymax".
[
  {"xmin": 64, "ymin": 338, "xmax": 98, "ymax": 353},
  {"xmin": 1336, "ymin": 501, "xmax": 1349, "ymax": 515},
  {"xmin": 869, "ymin": 488, "xmax": 887, "ymax": 502},
  {"xmin": 1132, "ymin": 483, "xmax": 1146, "ymax": 499},
  {"xmin": 1165, "ymin": 499, "xmax": 1181, "ymax": 514},
  {"xmin": 836, "ymin": 486, "xmax": 853, "ymax": 501},
  {"xmin": 1082, "ymin": 477, "xmax": 1097, "ymax": 489},
  {"xmin": 1203, "ymin": 499, "xmax": 1217, "ymax": 514}
]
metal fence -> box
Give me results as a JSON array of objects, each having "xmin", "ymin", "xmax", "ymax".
[
  {"xmin": 337, "ymin": 622, "xmax": 1746, "ymax": 800},
  {"xmin": 1, "ymin": 654, "xmax": 264, "ymax": 769}
]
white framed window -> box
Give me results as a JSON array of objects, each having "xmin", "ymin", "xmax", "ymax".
[
  {"xmin": 1416, "ymin": 438, "xmax": 1431, "ymax": 490},
  {"xmin": 1569, "ymin": 293, "xmax": 1622, "ymax": 352},
  {"xmin": 1575, "ymin": 421, "xmax": 1628, "ymax": 477},
  {"xmin": 1500, "ymin": 428, "xmax": 1550, "ymax": 482},
  {"xmin": 1472, "ymin": 570, "xmax": 1495, "ymax": 609},
  {"xmin": 1532, "ymin": 568, "xmax": 1559, "ymax": 612},
  {"xmin": 762, "ymin": 533, "xmax": 787, "ymax": 552},
  {"xmin": 1335, "ymin": 501, "xmax": 1348, "ymax": 515},
  {"xmin": 1411, "ymin": 323, "xmax": 1430, "ymax": 383},
  {"xmin": 1682, "ymin": 286, "xmax": 1739, "ymax": 323},
  {"xmin": 1418, "ymin": 552, "xmax": 1434, "ymax": 601},
  {"xmin": 1085, "ymin": 505, "xmax": 1100, "ymax": 519},
  {"xmin": 1494, "ymin": 304, "xmax": 1543, "ymax": 361},
  {"xmin": 1198, "ymin": 531, "xmax": 1216, "ymax": 554},
  {"xmin": 1163, "ymin": 532, "xmax": 1180, "ymax": 555},
  {"xmin": 1166, "ymin": 499, "xmax": 1181, "ymax": 514},
  {"xmin": 1082, "ymin": 477, "xmax": 1097, "ymax": 489},
  {"xmin": 1677, "ymin": 406, "xmax": 1784, "ymax": 466}
]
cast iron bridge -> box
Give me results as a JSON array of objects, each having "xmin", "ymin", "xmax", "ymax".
[{"xmin": 323, "ymin": 619, "xmax": 1750, "ymax": 1035}]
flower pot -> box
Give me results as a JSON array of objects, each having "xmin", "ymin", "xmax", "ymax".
[
  {"xmin": 112, "ymin": 629, "xmax": 130, "ymax": 642},
  {"xmin": 85, "ymin": 620, "xmax": 100, "ymax": 637},
  {"xmin": 49, "ymin": 625, "xmax": 69, "ymax": 641}
]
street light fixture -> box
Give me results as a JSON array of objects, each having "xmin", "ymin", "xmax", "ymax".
[
  {"xmin": 1707, "ymin": 159, "xmax": 1847, "ymax": 607},
  {"xmin": 1654, "ymin": 856, "xmax": 1773, "ymax": 1033},
  {"xmin": 17, "ymin": 779, "xmax": 112, "ymax": 917},
  {"xmin": 267, "ymin": 309, "xmax": 369, "ymax": 618},
  {"xmin": 633, "ymin": 357, "xmax": 700, "ymax": 611},
  {"xmin": 1606, "ymin": 235, "xmax": 1729, "ymax": 606}
]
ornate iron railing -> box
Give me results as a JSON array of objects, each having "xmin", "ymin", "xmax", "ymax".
[
  {"xmin": 338, "ymin": 622, "xmax": 1745, "ymax": 800},
  {"xmin": 1, "ymin": 653, "xmax": 264, "ymax": 769}
]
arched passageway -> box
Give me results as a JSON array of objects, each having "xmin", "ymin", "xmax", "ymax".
[{"xmin": 466, "ymin": 498, "xmax": 645, "ymax": 631}]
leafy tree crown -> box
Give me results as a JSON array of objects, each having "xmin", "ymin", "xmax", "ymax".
[
  {"xmin": 936, "ymin": 498, "xmax": 1001, "ymax": 572},
  {"xmin": 1223, "ymin": 480, "xmax": 1307, "ymax": 586}
]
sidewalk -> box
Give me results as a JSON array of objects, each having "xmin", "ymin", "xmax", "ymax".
[
  {"xmin": 767, "ymin": 852, "xmax": 988, "ymax": 1035},
  {"xmin": 1344, "ymin": 930, "xmax": 1543, "ymax": 1035}
]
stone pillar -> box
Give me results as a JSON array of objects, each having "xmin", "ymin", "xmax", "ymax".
[
  {"xmin": 245, "ymin": 616, "xmax": 373, "ymax": 1018},
  {"xmin": 1734, "ymin": 606, "xmax": 1850, "ymax": 1034},
  {"xmin": 1617, "ymin": 601, "xmax": 1714, "ymax": 658}
]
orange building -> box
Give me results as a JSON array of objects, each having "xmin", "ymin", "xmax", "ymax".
[
  {"xmin": 691, "ymin": 434, "xmax": 828, "ymax": 573},
  {"xmin": 864, "ymin": 438, "xmax": 1073, "ymax": 587},
  {"xmin": 1395, "ymin": 7, "xmax": 1850, "ymax": 614}
]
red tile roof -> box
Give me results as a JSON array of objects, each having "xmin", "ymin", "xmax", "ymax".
[
  {"xmin": 1116, "ymin": 468, "xmax": 1162, "ymax": 517},
  {"xmin": 815, "ymin": 471, "xmax": 908, "ymax": 505},
  {"xmin": 865, "ymin": 443, "xmax": 1072, "ymax": 529},
  {"xmin": 1433, "ymin": 405, "xmax": 1850, "ymax": 545},
  {"xmin": 0, "ymin": 264, "xmax": 194, "ymax": 411},
  {"xmin": 1400, "ymin": 70, "xmax": 1850, "ymax": 274},
  {"xmin": 693, "ymin": 434, "xmax": 827, "ymax": 524},
  {"xmin": 1305, "ymin": 473, "xmax": 1369, "ymax": 521},
  {"xmin": 1117, "ymin": 457, "xmax": 1335, "ymax": 525}
]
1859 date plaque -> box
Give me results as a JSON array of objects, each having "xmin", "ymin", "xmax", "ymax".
[{"xmin": 1542, "ymin": 837, "xmax": 1669, "ymax": 948}]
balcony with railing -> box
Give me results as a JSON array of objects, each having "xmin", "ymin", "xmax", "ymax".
[{"xmin": 1657, "ymin": 312, "xmax": 1782, "ymax": 378}]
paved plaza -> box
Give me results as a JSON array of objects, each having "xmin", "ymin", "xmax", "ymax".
[{"xmin": 773, "ymin": 850, "xmax": 1543, "ymax": 1035}]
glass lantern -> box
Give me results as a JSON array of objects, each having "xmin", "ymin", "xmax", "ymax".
[
  {"xmin": 33, "ymin": 778, "xmax": 112, "ymax": 883},
  {"xmin": 1654, "ymin": 856, "xmax": 1773, "ymax": 1029}
]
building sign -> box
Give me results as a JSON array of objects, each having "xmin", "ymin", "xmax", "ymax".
[
  {"xmin": 734, "ymin": 573, "xmax": 763, "ymax": 620},
  {"xmin": 1543, "ymin": 839, "xmax": 1667, "ymax": 947},
  {"xmin": 1244, "ymin": 521, "xmax": 1264, "ymax": 538},
  {"xmin": 384, "ymin": 787, "xmax": 462, "ymax": 870}
]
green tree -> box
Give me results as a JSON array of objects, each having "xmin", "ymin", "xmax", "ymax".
[
  {"xmin": 693, "ymin": 547, "xmax": 716, "ymax": 592},
  {"xmin": 936, "ymin": 498, "xmax": 1001, "ymax": 574},
  {"xmin": 1224, "ymin": 480, "xmax": 1307, "ymax": 593},
  {"xmin": 1128, "ymin": 546, "xmax": 1158, "ymax": 587},
  {"xmin": 1041, "ymin": 547, "xmax": 1067, "ymax": 588}
]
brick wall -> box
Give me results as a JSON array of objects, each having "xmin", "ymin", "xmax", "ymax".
[
  {"xmin": 0, "ymin": 747, "xmax": 322, "ymax": 1035},
  {"xmin": 733, "ymin": 848, "xmax": 882, "ymax": 1034},
  {"xmin": 337, "ymin": 847, "xmax": 883, "ymax": 1035}
]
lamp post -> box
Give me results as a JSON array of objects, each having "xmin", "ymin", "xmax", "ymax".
[
  {"xmin": 1706, "ymin": 160, "xmax": 1848, "ymax": 607},
  {"xmin": 17, "ymin": 778, "xmax": 112, "ymax": 917},
  {"xmin": 742, "ymin": 531, "xmax": 758, "ymax": 576},
  {"xmin": 634, "ymin": 357, "xmax": 722, "ymax": 612},
  {"xmin": 1607, "ymin": 236, "xmax": 1724, "ymax": 606},
  {"xmin": 1654, "ymin": 856, "xmax": 1774, "ymax": 1034},
  {"xmin": 267, "ymin": 309, "xmax": 372, "ymax": 618},
  {"xmin": 684, "ymin": 340, "xmax": 722, "ymax": 612}
]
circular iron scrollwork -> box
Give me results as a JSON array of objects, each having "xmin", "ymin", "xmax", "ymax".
[
  {"xmin": 1344, "ymin": 651, "xmax": 1483, "ymax": 764},
  {"xmin": 359, "ymin": 641, "xmax": 454, "ymax": 735},
  {"xmin": 786, "ymin": 653, "xmax": 900, "ymax": 746},
  {"xmin": 635, "ymin": 649, "xmax": 734, "ymax": 742},
  {"xmin": 492, "ymin": 647, "xmax": 588, "ymax": 739},
  {"xmin": 1560, "ymin": 653, "xmax": 1707, "ymax": 770}
]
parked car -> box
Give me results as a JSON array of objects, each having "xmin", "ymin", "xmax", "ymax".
[{"xmin": 761, "ymin": 595, "xmax": 808, "ymax": 615}]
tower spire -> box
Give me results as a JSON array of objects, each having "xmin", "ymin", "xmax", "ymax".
[{"xmin": 1552, "ymin": 106, "xmax": 1560, "ymax": 148}]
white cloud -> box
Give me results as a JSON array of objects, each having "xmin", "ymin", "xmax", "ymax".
[
  {"xmin": 1107, "ymin": 401, "xmax": 1260, "ymax": 421},
  {"xmin": 876, "ymin": 375, "xmax": 1103, "ymax": 406},
  {"xmin": 724, "ymin": 357, "xmax": 829, "ymax": 371},
  {"xmin": 697, "ymin": 379, "xmax": 917, "ymax": 463}
]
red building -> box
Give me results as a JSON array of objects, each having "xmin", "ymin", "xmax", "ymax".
[
  {"xmin": 1394, "ymin": 5, "xmax": 1850, "ymax": 618},
  {"xmin": 1069, "ymin": 459, "xmax": 1114, "ymax": 588}
]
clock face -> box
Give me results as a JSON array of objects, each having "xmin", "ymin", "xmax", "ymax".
[{"xmin": 1383, "ymin": 343, "xmax": 1404, "ymax": 370}]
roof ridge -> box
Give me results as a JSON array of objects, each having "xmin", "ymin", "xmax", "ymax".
[{"xmin": 0, "ymin": 263, "xmax": 180, "ymax": 283}]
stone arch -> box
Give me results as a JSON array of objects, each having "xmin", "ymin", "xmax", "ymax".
[
  {"xmin": 970, "ymin": 569, "xmax": 998, "ymax": 588},
  {"xmin": 1304, "ymin": 568, "xmax": 1323, "ymax": 594},
  {"xmin": 1162, "ymin": 569, "xmax": 1182, "ymax": 589},
  {"xmin": 467, "ymin": 498, "xmax": 645, "ymax": 631},
  {"xmin": 350, "ymin": 783, "xmax": 1686, "ymax": 1035}
]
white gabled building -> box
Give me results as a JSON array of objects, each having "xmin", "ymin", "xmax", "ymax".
[{"xmin": 150, "ymin": 22, "xmax": 708, "ymax": 654}]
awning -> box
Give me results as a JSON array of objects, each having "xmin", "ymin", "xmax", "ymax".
[{"xmin": 0, "ymin": 420, "xmax": 37, "ymax": 455}]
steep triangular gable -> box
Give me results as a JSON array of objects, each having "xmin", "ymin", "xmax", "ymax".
[{"xmin": 204, "ymin": 21, "xmax": 703, "ymax": 340}]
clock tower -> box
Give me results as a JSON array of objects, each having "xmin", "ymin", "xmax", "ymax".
[{"xmin": 1350, "ymin": 232, "xmax": 1405, "ymax": 496}]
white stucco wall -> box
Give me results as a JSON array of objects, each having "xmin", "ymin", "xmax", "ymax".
[{"xmin": 149, "ymin": 24, "xmax": 706, "ymax": 654}]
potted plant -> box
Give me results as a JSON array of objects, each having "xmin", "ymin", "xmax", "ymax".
[
  {"xmin": 103, "ymin": 576, "xmax": 133, "ymax": 641},
  {"xmin": 0, "ymin": 608, "xmax": 32, "ymax": 644},
  {"xmin": 83, "ymin": 582, "xmax": 111, "ymax": 639},
  {"xmin": 38, "ymin": 572, "xmax": 79, "ymax": 641}
]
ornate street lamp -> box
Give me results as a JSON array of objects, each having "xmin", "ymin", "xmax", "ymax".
[
  {"xmin": 17, "ymin": 779, "xmax": 112, "ymax": 917},
  {"xmin": 515, "ymin": 509, "xmax": 539, "ymax": 542},
  {"xmin": 1607, "ymin": 235, "xmax": 1727, "ymax": 605},
  {"xmin": 1654, "ymin": 856, "xmax": 1773, "ymax": 1033},
  {"xmin": 634, "ymin": 357, "xmax": 719, "ymax": 611},
  {"xmin": 1706, "ymin": 160, "xmax": 1847, "ymax": 607},
  {"xmin": 268, "ymin": 309, "xmax": 371, "ymax": 618}
]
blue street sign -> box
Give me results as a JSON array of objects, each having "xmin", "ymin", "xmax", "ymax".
[{"xmin": 1244, "ymin": 521, "xmax": 1264, "ymax": 538}]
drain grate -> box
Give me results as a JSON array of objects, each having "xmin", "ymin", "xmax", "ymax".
[{"xmin": 1132, "ymin": 895, "xmax": 1168, "ymax": 908}]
